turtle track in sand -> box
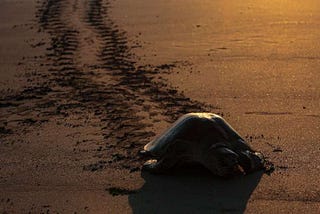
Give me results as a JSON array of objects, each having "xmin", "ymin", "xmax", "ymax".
[
  {"xmin": 1, "ymin": 0, "xmax": 213, "ymax": 171},
  {"xmin": 86, "ymin": 0, "xmax": 210, "ymax": 120}
]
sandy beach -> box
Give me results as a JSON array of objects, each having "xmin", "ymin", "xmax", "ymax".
[{"xmin": 0, "ymin": 0, "xmax": 319, "ymax": 213}]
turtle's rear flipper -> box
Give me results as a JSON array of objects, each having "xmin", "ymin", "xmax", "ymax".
[
  {"xmin": 142, "ymin": 154, "xmax": 179, "ymax": 174},
  {"xmin": 142, "ymin": 159, "xmax": 159, "ymax": 172},
  {"xmin": 142, "ymin": 139, "xmax": 192, "ymax": 174},
  {"xmin": 139, "ymin": 150, "xmax": 152, "ymax": 157}
]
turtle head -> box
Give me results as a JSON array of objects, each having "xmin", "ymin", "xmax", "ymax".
[{"xmin": 204, "ymin": 145, "xmax": 266, "ymax": 177}]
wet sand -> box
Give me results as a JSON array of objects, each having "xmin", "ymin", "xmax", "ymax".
[{"xmin": 0, "ymin": 0, "xmax": 319, "ymax": 213}]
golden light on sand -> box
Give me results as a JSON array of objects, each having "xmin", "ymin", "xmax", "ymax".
[{"xmin": 1, "ymin": 0, "xmax": 319, "ymax": 212}]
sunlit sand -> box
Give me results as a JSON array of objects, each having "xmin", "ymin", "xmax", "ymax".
[{"xmin": 0, "ymin": 0, "xmax": 319, "ymax": 213}]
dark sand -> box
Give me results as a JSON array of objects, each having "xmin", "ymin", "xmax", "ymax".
[{"xmin": 0, "ymin": 0, "xmax": 319, "ymax": 213}]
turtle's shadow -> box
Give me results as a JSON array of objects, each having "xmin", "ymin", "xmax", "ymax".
[{"xmin": 129, "ymin": 167, "xmax": 263, "ymax": 214}]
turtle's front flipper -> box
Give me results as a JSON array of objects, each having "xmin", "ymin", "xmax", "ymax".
[{"xmin": 202, "ymin": 146, "xmax": 246, "ymax": 177}]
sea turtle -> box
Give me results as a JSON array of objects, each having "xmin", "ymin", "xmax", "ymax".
[{"xmin": 141, "ymin": 113, "xmax": 269, "ymax": 177}]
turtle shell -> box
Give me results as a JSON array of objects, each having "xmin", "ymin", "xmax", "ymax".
[{"xmin": 143, "ymin": 113, "xmax": 245, "ymax": 157}]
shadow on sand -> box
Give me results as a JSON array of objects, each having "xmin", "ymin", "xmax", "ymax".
[{"xmin": 129, "ymin": 168, "xmax": 263, "ymax": 214}]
